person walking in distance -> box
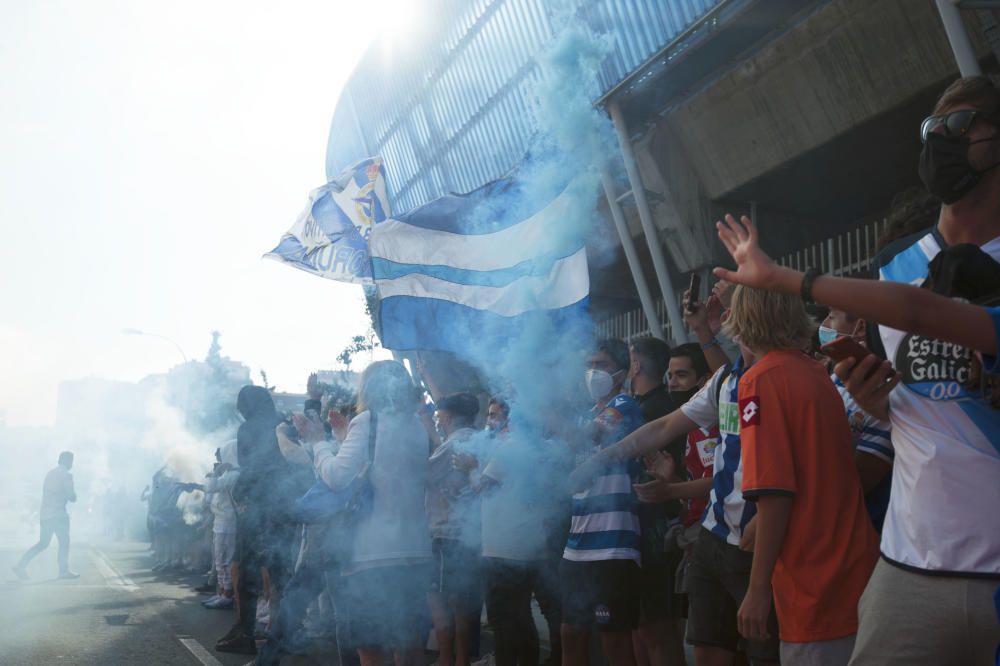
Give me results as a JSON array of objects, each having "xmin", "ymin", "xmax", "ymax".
[{"xmin": 13, "ymin": 451, "xmax": 80, "ymax": 580}]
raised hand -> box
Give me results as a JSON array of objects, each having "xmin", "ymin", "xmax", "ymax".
[
  {"xmin": 682, "ymin": 288, "xmax": 709, "ymax": 333},
  {"xmin": 306, "ymin": 372, "xmax": 323, "ymax": 400},
  {"xmin": 292, "ymin": 411, "xmax": 326, "ymax": 444},
  {"xmin": 712, "ymin": 214, "xmax": 779, "ymax": 290},
  {"xmin": 327, "ymin": 410, "xmax": 350, "ymax": 442}
]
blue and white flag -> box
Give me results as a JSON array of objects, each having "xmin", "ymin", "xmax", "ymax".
[
  {"xmin": 264, "ymin": 157, "xmax": 390, "ymax": 284},
  {"xmin": 369, "ymin": 178, "xmax": 591, "ymax": 354}
]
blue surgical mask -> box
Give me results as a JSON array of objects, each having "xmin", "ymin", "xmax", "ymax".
[{"xmin": 818, "ymin": 326, "xmax": 843, "ymax": 347}]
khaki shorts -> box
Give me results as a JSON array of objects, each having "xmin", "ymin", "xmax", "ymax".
[{"xmin": 849, "ymin": 558, "xmax": 1000, "ymax": 666}]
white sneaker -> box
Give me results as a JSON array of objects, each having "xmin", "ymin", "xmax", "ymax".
[{"xmin": 201, "ymin": 595, "xmax": 222, "ymax": 606}]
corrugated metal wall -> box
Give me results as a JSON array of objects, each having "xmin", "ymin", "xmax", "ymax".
[{"xmin": 331, "ymin": 0, "xmax": 722, "ymax": 214}]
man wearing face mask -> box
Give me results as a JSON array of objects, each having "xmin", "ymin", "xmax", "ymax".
[
  {"xmin": 561, "ymin": 338, "xmax": 646, "ymax": 666},
  {"xmin": 835, "ymin": 76, "xmax": 1000, "ymax": 665},
  {"xmin": 626, "ymin": 337, "xmax": 688, "ymax": 666},
  {"xmin": 820, "ymin": 310, "xmax": 893, "ymax": 534}
]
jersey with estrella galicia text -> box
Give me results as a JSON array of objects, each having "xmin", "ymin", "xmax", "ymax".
[{"xmin": 874, "ymin": 228, "xmax": 1000, "ymax": 577}]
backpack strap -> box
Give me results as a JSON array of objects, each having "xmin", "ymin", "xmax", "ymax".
[{"xmin": 714, "ymin": 363, "xmax": 733, "ymax": 406}]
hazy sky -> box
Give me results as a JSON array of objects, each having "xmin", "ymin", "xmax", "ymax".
[{"xmin": 0, "ymin": 1, "xmax": 408, "ymax": 427}]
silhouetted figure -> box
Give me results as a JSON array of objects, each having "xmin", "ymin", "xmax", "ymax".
[{"xmin": 14, "ymin": 451, "xmax": 79, "ymax": 580}]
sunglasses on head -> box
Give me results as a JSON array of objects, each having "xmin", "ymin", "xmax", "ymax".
[{"xmin": 920, "ymin": 108, "xmax": 999, "ymax": 143}]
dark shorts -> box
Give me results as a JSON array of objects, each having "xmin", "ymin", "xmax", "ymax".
[
  {"xmin": 559, "ymin": 559, "xmax": 640, "ymax": 632},
  {"xmin": 430, "ymin": 538, "xmax": 482, "ymax": 613},
  {"xmin": 338, "ymin": 563, "xmax": 432, "ymax": 650},
  {"xmin": 638, "ymin": 549, "xmax": 686, "ymax": 622},
  {"xmin": 686, "ymin": 529, "xmax": 780, "ymax": 661}
]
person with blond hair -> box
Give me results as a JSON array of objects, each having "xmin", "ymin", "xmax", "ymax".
[
  {"xmin": 302, "ymin": 360, "xmax": 432, "ymax": 666},
  {"xmin": 721, "ymin": 286, "xmax": 879, "ymax": 666},
  {"xmin": 709, "ymin": 205, "xmax": 1000, "ymax": 665}
]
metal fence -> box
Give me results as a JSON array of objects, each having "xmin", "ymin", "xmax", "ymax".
[
  {"xmin": 330, "ymin": 0, "xmax": 723, "ymax": 215},
  {"xmin": 596, "ymin": 217, "xmax": 891, "ymax": 342}
]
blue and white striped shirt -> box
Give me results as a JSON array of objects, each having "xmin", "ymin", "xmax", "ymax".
[
  {"xmin": 680, "ymin": 357, "xmax": 757, "ymax": 547},
  {"xmin": 563, "ymin": 394, "xmax": 645, "ymax": 563},
  {"xmin": 833, "ymin": 374, "xmax": 893, "ymax": 531}
]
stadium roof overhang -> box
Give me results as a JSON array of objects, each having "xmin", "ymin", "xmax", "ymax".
[{"xmin": 599, "ymin": 0, "xmax": 832, "ymax": 131}]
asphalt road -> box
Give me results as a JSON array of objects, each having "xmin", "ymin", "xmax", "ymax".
[
  {"xmin": 0, "ymin": 539, "xmax": 326, "ymax": 666},
  {"xmin": 0, "ymin": 538, "xmax": 691, "ymax": 666}
]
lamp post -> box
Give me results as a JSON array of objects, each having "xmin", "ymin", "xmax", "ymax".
[{"xmin": 121, "ymin": 328, "xmax": 189, "ymax": 364}]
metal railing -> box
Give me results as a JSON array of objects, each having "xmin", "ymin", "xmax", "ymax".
[{"xmin": 596, "ymin": 217, "xmax": 891, "ymax": 342}]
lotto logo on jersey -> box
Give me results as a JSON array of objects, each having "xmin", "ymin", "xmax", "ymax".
[{"xmin": 739, "ymin": 396, "xmax": 761, "ymax": 427}]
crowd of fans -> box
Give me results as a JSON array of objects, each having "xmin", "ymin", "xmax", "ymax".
[{"xmin": 143, "ymin": 76, "xmax": 998, "ymax": 666}]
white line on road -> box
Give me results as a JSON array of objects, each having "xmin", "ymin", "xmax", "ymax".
[
  {"xmin": 90, "ymin": 549, "xmax": 139, "ymax": 592},
  {"xmin": 178, "ymin": 637, "xmax": 225, "ymax": 666}
]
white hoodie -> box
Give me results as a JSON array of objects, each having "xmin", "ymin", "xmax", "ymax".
[{"xmin": 205, "ymin": 440, "xmax": 240, "ymax": 533}]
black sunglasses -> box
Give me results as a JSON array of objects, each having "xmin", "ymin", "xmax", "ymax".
[{"xmin": 920, "ymin": 109, "xmax": 999, "ymax": 143}]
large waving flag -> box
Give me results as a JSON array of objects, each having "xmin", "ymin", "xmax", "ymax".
[
  {"xmin": 369, "ymin": 178, "xmax": 591, "ymax": 354},
  {"xmin": 265, "ymin": 157, "xmax": 389, "ymax": 284}
]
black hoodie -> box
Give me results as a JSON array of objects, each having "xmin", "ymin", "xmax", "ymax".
[{"xmin": 231, "ymin": 386, "xmax": 309, "ymax": 517}]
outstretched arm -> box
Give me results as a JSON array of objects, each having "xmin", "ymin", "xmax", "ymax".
[
  {"xmin": 568, "ymin": 409, "xmax": 699, "ymax": 492},
  {"xmin": 600, "ymin": 409, "xmax": 698, "ymax": 466},
  {"xmin": 713, "ymin": 214, "xmax": 996, "ymax": 356}
]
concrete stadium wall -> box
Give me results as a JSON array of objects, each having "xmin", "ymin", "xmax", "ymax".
[{"xmin": 621, "ymin": 0, "xmax": 995, "ymax": 275}]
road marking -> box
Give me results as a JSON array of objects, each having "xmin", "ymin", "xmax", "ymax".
[
  {"xmin": 178, "ymin": 637, "xmax": 224, "ymax": 666},
  {"xmin": 90, "ymin": 549, "xmax": 139, "ymax": 592}
]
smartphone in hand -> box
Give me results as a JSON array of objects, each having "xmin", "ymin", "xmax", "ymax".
[
  {"xmin": 820, "ymin": 337, "xmax": 882, "ymax": 380},
  {"xmin": 687, "ymin": 272, "xmax": 701, "ymax": 313}
]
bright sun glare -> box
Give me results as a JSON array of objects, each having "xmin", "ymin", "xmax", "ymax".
[{"xmin": 381, "ymin": 0, "xmax": 421, "ymax": 39}]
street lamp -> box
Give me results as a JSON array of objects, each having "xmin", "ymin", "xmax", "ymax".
[{"xmin": 122, "ymin": 328, "xmax": 189, "ymax": 364}]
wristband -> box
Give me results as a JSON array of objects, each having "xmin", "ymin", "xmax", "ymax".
[
  {"xmin": 701, "ymin": 337, "xmax": 720, "ymax": 351},
  {"xmin": 800, "ymin": 267, "xmax": 821, "ymax": 304}
]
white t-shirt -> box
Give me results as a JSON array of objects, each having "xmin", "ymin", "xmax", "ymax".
[{"xmin": 876, "ymin": 230, "xmax": 1000, "ymax": 576}]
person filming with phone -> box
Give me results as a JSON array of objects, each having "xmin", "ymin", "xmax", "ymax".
[{"xmin": 817, "ymin": 311, "xmax": 894, "ymax": 534}]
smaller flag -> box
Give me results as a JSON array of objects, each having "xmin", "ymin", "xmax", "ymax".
[{"xmin": 264, "ymin": 157, "xmax": 390, "ymax": 285}]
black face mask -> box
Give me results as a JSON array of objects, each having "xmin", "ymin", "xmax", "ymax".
[
  {"xmin": 919, "ymin": 132, "xmax": 1000, "ymax": 204},
  {"xmin": 670, "ymin": 388, "xmax": 700, "ymax": 409}
]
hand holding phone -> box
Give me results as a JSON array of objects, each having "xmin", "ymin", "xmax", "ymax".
[
  {"xmin": 687, "ymin": 273, "xmax": 702, "ymax": 313},
  {"xmin": 819, "ymin": 336, "xmax": 870, "ymax": 367},
  {"xmin": 821, "ymin": 336, "xmax": 890, "ymax": 382}
]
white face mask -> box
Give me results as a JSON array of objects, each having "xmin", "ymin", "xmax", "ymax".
[{"xmin": 585, "ymin": 369, "xmax": 616, "ymax": 402}]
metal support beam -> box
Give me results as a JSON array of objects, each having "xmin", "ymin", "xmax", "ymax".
[
  {"xmin": 607, "ymin": 100, "xmax": 687, "ymax": 344},
  {"xmin": 601, "ymin": 170, "xmax": 665, "ymax": 341},
  {"xmin": 936, "ymin": 0, "xmax": 982, "ymax": 76}
]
